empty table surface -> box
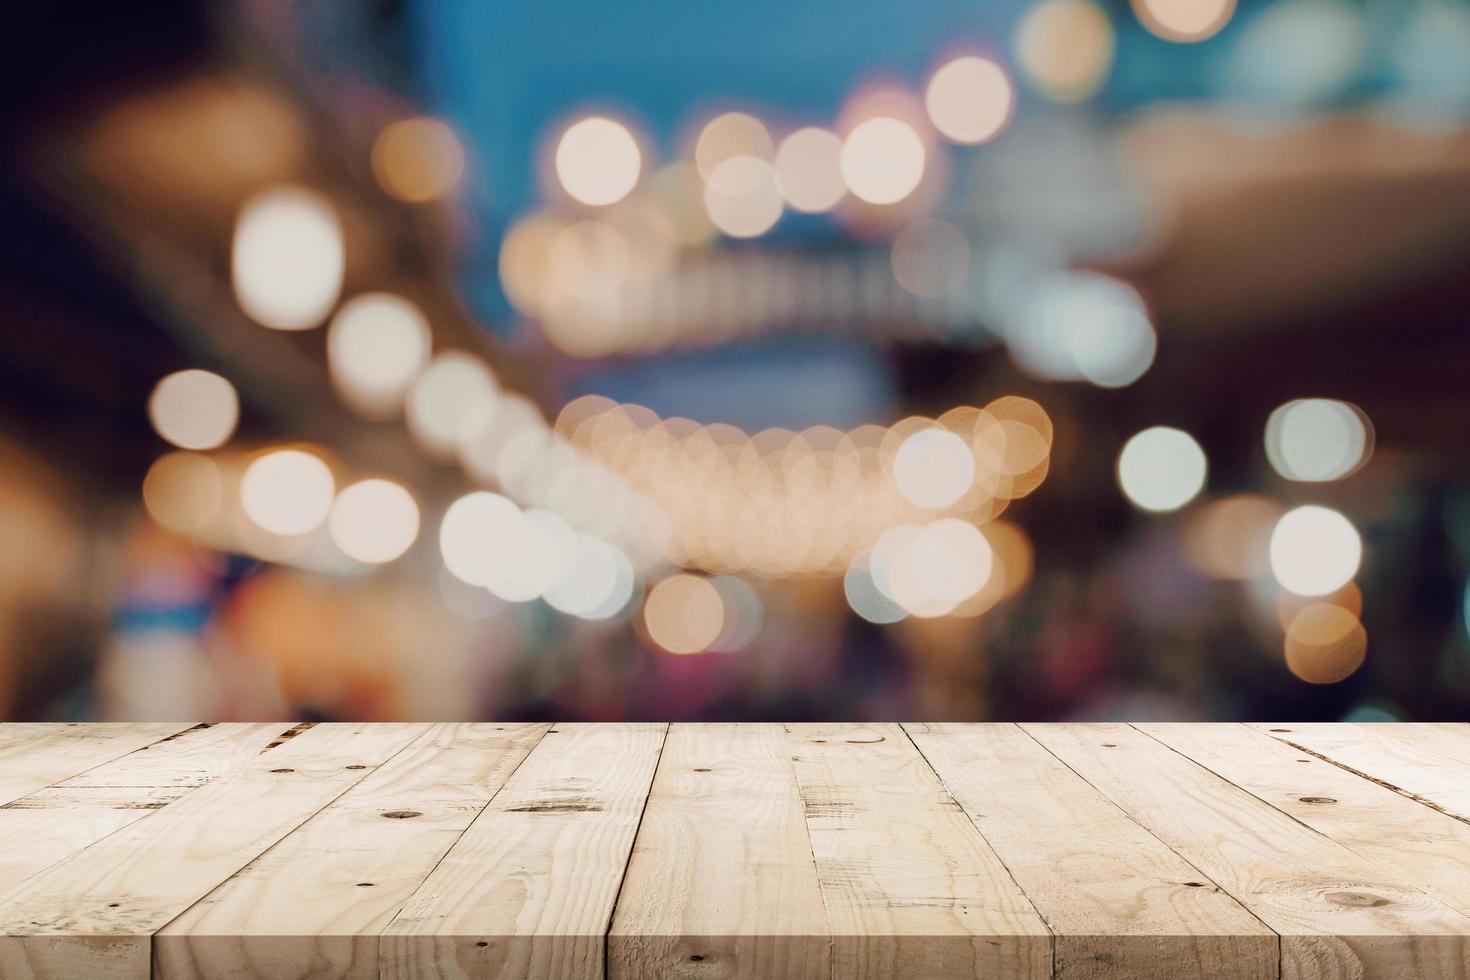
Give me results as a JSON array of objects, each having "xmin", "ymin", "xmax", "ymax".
[{"xmin": 1, "ymin": 722, "xmax": 1469, "ymax": 979}]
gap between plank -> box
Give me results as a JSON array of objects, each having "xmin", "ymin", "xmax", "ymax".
[
  {"xmin": 601, "ymin": 722, "xmax": 671, "ymax": 980},
  {"xmin": 781, "ymin": 722, "xmax": 838, "ymax": 980},
  {"xmin": 1131, "ymin": 721, "xmax": 1470, "ymax": 979},
  {"xmin": 0, "ymin": 722, "xmax": 299, "ymax": 895},
  {"xmin": 147, "ymin": 724, "xmax": 437, "ymax": 963},
  {"xmin": 1258, "ymin": 729, "xmax": 1470, "ymax": 829},
  {"xmin": 1015, "ymin": 723, "xmax": 1284, "ymax": 980},
  {"xmin": 897, "ymin": 722, "xmax": 1057, "ymax": 980}
]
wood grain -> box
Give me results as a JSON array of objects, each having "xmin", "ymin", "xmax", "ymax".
[
  {"xmin": 154, "ymin": 723, "xmax": 549, "ymax": 980},
  {"xmin": 0, "ymin": 723, "xmax": 428, "ymax": 980},
  {"xmin": 608, "ymin": 723, "xmax": 829, "ymax": 980},
  {"xmin": 1, "ymin": 722, "xmax": 1468, "ymax": 979},
  {"xmin": 380, "ymin": 723, "xmax": 667, "ymax": 980},
  {"xmin": 1256, "ymin": 724, "xmax": 1470, "ymax": 823},
  {"xmin": 908, "ymin": 722, "xmax": 1277, "ymax": 979},
  {"xmin": 0, "ymin": 723, "xmax": 292, "ymax": 895},
  {"xmin": 787, "ymin": 723, "xmax": 1052, "ymax": 980},
  {"xmin": 0, "ymin": 722, "xmax": 195, "ymax": 805},
  {"xmin": 1357, "ymin": 724, "xmax": 1470, "ymax": 766},
  {"xmin": 1142, "ymin": 723, "xmax": 1470, "ymax": 921},
  {"xmin": 1028, "ymin": 722, "xmax": 1470, "ymax": 980}
]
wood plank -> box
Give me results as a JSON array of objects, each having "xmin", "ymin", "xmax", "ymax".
[
  {"xmin": 1254, "ymin": 723, "xmax": 1470, "ymax": 822},
  {"xmin": 1026, "ymin": 722, "xmax": 1470, "ymax": 980},
  {"xmin": 153, "ymin": 723, "xmax": 549, "ymax": 980},
  {"xmin": 0, "ymin": 723, "xmax": 195, "ymax": 805},
  {"xmin": 907, "ymin": 722, "xmax": 1277, "ymax": 979},
  {"xmin": 1141, "ymin": 723, "xmax": 1470, "ymax": 921},
  {"xmin": 785, "ymin": 723, "xmax": 1051, "ymax": 980},
  {"xmin": 0, "ymin": 724, "xmax": 71, "ymax": 747},
  {"xmin": 1354, "ymin": 724, "xmax": 1470, "ymax": 769},
  {"xmin": 380, "ymin": 723, "xmax": 666, "ymax": 980},
  {"xmin": 608, "ymin": 723, "xmax": 829, "ymax": 980},
  {"xmin": 0, "ymin": 723, "xmax": 293, "ymax": 895},
  {"xmin": 0, "ymin": 722, "xmax": 429, "ymax": 980}
]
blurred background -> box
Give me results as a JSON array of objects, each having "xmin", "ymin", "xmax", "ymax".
[{"xmin": 3, "ymin": 0, "xmax": 1470, "ymax": 723}]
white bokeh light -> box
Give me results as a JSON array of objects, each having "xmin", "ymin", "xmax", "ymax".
[
  {"xmin": 844, "ymin": 552, "xmax": 908, "ymax": 624},
  {"xmin": 703, "ymin": 154, "xmax": 784, "ymax": 238},
  {"xmin": 327, "ymin": 293, "xmax": 431, "ymax": 417},
  {"xmin": 1270, "ymin": 504, "xmax": 1362, "ymax": 596},
  {"xmin": 1117, "ymin": 426, "xmax": 1207, "ymax": 512},
  {"xmin": 231, "ymin": 185, "xmax": 344, "ymax": 331},
  {"xmin": 328, "ymin": 479, "xmax": 420, "ymax": 564},
  {"xmin": 439, "ymin": 491, "xmax": 524, "ymax": 588},
  {"xmin": 884, "ymin": 518, "xmax": 995, "ymax": 618},
  {"xmin": 148, "ymin": 370, "xmax": 239, "ymax": 450},
  {"xmin": 240, "ymin": 449, "xmax": 335, "ymax": 536},
  {"xmin": 925, "ymin": 56, "xmax": 1015, "ymax": 145},
  {"xmin": 406, "ymin": 352, "xmax": 499, "ymax": 457},
  {"xmin": 544, "ymin": 534, "xmax": 621, "ymax": 617},
  {"xmin": 1265, "ymin": 399, "xmax": 1370, "ymax": 482},
  {"xmin": 555, "ymin": 117, "xmax": 642, "ymax": 206},
  {"xmin": 1007, "ymin": 272, "xmax": 1155, "ymax": 387},
  {"xmin": 839, "ymin": 117, "xmax": 926, "ymax": 205},
  {"xmin": 774, "ymin": 127, "xmax": 846, "ymax": 213},
  {"xmin": 892, "ymin": 428, "xmax": 976, "ymax": 509}
]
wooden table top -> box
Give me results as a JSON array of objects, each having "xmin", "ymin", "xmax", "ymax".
[{"xmin": 1, "ymin": 723, "xmax": 1469, "ymax": 979}]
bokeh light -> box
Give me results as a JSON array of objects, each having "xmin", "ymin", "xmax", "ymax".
[
  {"xmin": 142, "ymin": 452, "xmax": 224, "ymax": 534},
  {"xmin": 1008, "ymin": 271, "xmax": 1155, "ymax": 387},
  {"xmin": 891, "ymin": 219, "xmax": 969, "ymax": 299},
  {"xmin": 694, "ymin": 112, "xmax": 774, "ymax": 181},
  {"xmin": 1226, "ymin": 0, "xmax": 1366, "ymax": 108},
  {"xmin": 240, "ymin": 449, "xmax": 335, "ymax": 536},
  {"xmin": 839, "ymin": 117, "xmax": 926, "ymax": 205},
  {"xmin": 231, "ymin": 185, "xmax": 344, "ymax": 331},
  {"xmin": 1270, "ymin": 504, "xmax": 1361, "ymax": 596},
  {"xmin": 643, "ymin": 573, "xmax": 725, "ymax": 654},
  {"xmin": 1265, "ymin": 398, "xmax": 1372, "ymax": 482},
  {"xmin": 405, "ymin": 352, "xmax": 499, "ymax": 457},
  {"xmin": 147, "ymin": 369, "xmax": 239, "ymax": 450},
  {"xmin": 328, "ymin": 478, "xmax": 420, "ymax": 564},
  {"xmin": 845, "ymin": 551, "xmax": 908, "ymax": 624},
  {"xmin": 709, "ymin": 575, "xmax": 763, "ymax": 653},
  {"xmin": 439, "ymin": 491, "xmax": 524, "ymax": 589},
  {"xmin": 892, "ymin": 427, "xmax": 975, "ymax": 509},
  {"xmin": 703, "ymin": 154, "xmax": 784, "ymax": 238},
  {"xmin": 773, "ymin": 127, "xmax": 846, "ymax": 213},
  {"xmin": 1182, "ymin": 494, "xmax": 1283, "ymax": 579},
  {"xmin": 544, "ymin": 534, "xmax": 621, "ymax": 618},
  {"xmin": 1131, "ymin": 0, "xmax": 1236, "ymax": 43},
  {"xmin": 1117, "ymin": 426, "xmax": 1207, "ymax": 512},
  {"xmin": 1015, "ymin": 0, "xmax": 1116, "ymax": 103},
  {"xmin": 880, "ymin": 518, "xmax": 995, "ymax": 618},
  {"xmin": 327, "ymin": 293, "xmax": 432, "ymax": 418},
  {"xmin": 371, "ymin": 117, "xmax": 466, "ymax": 203},
  {"xmin": 1284, "ymin": 602, "xmax": 1366, "ymax": 683},
  {"xmin": 555, "ymin": 116, "xmax": 642, "ymax": 206},
  {"xmin": 1277, "ymin": 580, "xmax": 1361, "ymax": 631},
  {"xmin": 925, "ymin": 56, "xmax": 1015, "ymax": 145}
]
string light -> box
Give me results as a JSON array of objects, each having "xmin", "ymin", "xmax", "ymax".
[
  {"xmin": 840, "ymin": 117, "xmax": 926, "ymax": 205},
  {"xmin": 1117, "ymin": 427, "xmax": 1207, "ymax": 513},
  {"xmin": 372, "ymin": 117, "xmax": 466, "ymax": 203},
  {"xmin": 148, "ymin": 370, "xmax": 239, "ymax": 450},
  {"xmin": 328, "ymin": 479, "xmax": 420, "ymax": 564},
  {"xmin": 240, "ymin": 449, "xmax": 335, "ymax": 536},
  {"xmin": 1270, "ymin": 505, "xmax": 1361, "ymax": 596},
  {"xmin": 925, "ymin": 56, "xmax": 1015, "ymax": 145},
  {"xmin": 231, "ymin": 185, "xmax": 343, "ymax": 331},
  {"xmin": 555, "ymin": 116, "xmax": 641, "ymax": 206}
]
